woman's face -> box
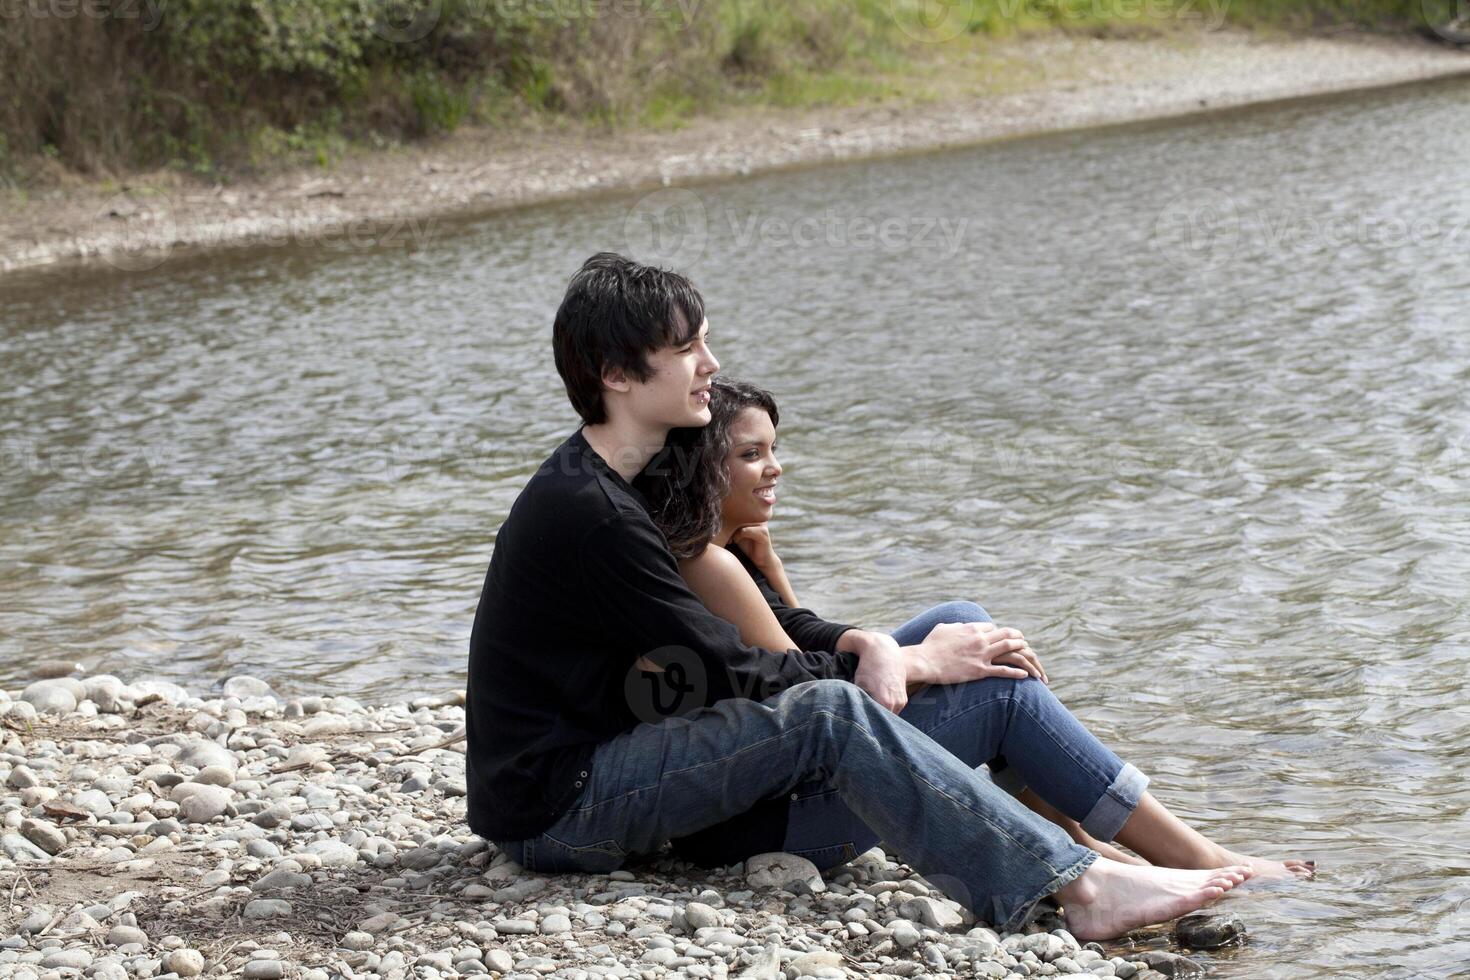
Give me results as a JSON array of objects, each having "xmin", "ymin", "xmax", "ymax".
[{"xmin": 721, "ymin": 406, "xmax": 781, "ymax": 528}]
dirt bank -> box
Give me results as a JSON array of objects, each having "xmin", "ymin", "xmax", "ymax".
[{"xmin": 1, "ymin": 29, "xmax": 1465, "ymax": 278}]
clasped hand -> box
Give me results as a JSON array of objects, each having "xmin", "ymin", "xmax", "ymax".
[{"xmin": 854, "ymin": 622, "xmax": 1048, "ymax": 715}]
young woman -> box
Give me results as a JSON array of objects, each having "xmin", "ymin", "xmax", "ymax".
[{"xmin": 639, "ymin": 377, "xmax": 1312, "ymax": 879}]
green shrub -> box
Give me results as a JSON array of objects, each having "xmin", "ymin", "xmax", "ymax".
[{"xmin": 0, "ymin": 0, "xmax": 1450, "ymax": 179}]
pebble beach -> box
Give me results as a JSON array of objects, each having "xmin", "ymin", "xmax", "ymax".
[{"xmin": 0, "ymin": 672, "xmax": 1237, "ymax": 980}]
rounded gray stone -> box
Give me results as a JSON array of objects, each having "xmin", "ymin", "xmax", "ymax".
[
  {"xmin": 539, "ymin": 913, "xmax": 572, "ymax": 934},
  {"xmin": 164, "ymin": 948, "xmax": 205, "ymax": 977},
  {"xmin": 20, "ymin": 819, "xmax": 66, "ymax": 855},
  {"xmin": 244, "ymin": 899, "xmax": 292, "ymax": 919},
  {"xmin": 223, "ymin": 675, "xmax": 275, "ymax": 699},
  {"xmin": 105, "ymin": 925, "xmax": 149, "ymax": 947},
  {"xmin": 41, "ymin": 948, "xmax": 93, "ymax": 969},
  {"xmin": 891, "ymin": 919, "xmax": 922, "ymax": 949},
  {"xmin": 21, "ymin": 679, "xmax": 79, "ymax": 715},
  {"xmin": 306, "ymin": 839, "xmax": 359, "ymax": 868},
  {"xmin": 175, "ymin": 739, "xmax": 239, "ymax": 773},
  {"xmin": 177, "ymin": 784, "xmax": 233, "ymax": 823}
]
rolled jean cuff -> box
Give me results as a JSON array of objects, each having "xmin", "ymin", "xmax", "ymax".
[
  {"xmin": 1080, "ymin": 762, "xmax": 1149, "ymax": 842},
  {"xmin": 1002, "ymin": 848, "xmax": 1098, "ymax": 934}
]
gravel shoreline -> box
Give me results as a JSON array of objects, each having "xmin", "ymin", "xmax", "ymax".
[
  {"xmin": 1, "ymin": 29, "xmax": 1466, "ymax": 279},
  {"xmin": 0, "ymin": 672, "xmax": 1240, "ymax": 980}
]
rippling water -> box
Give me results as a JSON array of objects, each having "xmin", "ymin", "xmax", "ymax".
[{"xmin": 4, "ymin": 76, "xmax": 1469, "ymax": 976}]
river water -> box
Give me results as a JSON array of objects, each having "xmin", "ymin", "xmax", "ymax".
[{"xmin": 4, "ymin": 77, "xmax": 1469, "ymax": 977}]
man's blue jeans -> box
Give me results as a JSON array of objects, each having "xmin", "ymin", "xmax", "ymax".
[{"xmin": 491, "ymin": 601, "xmax": 1146, "ymax": 932}]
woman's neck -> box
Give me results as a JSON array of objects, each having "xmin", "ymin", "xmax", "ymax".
[{"xmin": 713, "ymin": 520, "xmax": 739, "ymax": 549}]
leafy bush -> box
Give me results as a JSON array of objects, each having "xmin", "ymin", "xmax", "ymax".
[{"xmin": 0, "ymin": 0, "xmax": 1450, "ymax": 178}]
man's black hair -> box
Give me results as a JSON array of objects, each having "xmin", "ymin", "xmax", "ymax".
[{"xmin": 552, "ymin": 252, "xmax": 706, "ymax": 425}]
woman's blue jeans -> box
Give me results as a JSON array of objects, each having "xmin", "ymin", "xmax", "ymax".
[
  {"xmin": 778, "ymin": 601, "xmax": 1148, "ymax": 872},
  {"xmin": 491, "ymin": 601, "xmax": 1146, "ymax": 932}
]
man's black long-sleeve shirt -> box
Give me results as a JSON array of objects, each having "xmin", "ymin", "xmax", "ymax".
[{"xmin": 465, "ymin": 427, "xmax": 860, "ymax": 842}]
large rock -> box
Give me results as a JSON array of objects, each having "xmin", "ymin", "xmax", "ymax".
[
  {"xmin": 21, "ymin": 679, "xmax": 79, "ymax": 715},
  {"xmin": 251, "ymin": 868, "xmax": 312, "ymax": 892},
  {"xmin": 539, "ymin": 914, "xmax": 571, "ymax": 935},
  {"xmin": 306, "ymin": 839, "xmax": 359, "ymax": 868},
  {"xmin": 20, "ymin": 819, "xmax": 66, "ymax": 856},
  {"xmin": 163, "ymin": 949, "xmax": 205, "ymax": 977},
  {"xmin": 1, "ymin": 833, "xmax": 53, "ymax": 863},
  {"xmin": 785, "ymin": 951, "xmax": 846, "ymax": 977},
  {"xmin": 6, "ymin": 765, "xmax": 39, "ymax": 790},
  {"xmin": 222, "ymin": 675, "xmax": 275, "ymax": 699},
  {"xmin": 71, "ymin": 789, "xmax": 114, "ymax": 816},
  {"xmin": 1174, "ymin": 912, "xmax": 1247, "ymax": 950},
  {"xmin": 736, "ymin": 944, "xmax": 781, "ymax": 980},
  {"xmin": 1136, "ymin": 951, "xmax": 1208, "ymax": 978},
  {"xmin": 105, "ymin": 925, "xmax": 149, "ymax": 947},
  {"xmin": 132, "ymin": 679, "xmax": 191, "ymax": 702},
  {"xmin": 682, "ymin": 901, "xmax": 721, "ymax": 931},
  {"xmin": 744, "ymin": 853, "xmax": 825, "ymax": 893},
  {"xmin": 173, "ymin": 783, "xmax": 233, "ymax": 823},
  {"xmin": 889, "ymin": 919, "xmax": 922, "ymax": 949},
  {"xmin": 175, "ymin": 739, "xmax": 238, "ymax": 774},
  {"xmin": 900, "ymin": 895, "xmax": 964, "ymax": 931},
  {"xmin": 41, "ymin": 949, "xmax": 92, "ymax": 970},
  {"xmin": 302, "ymin": 713, "xmax": 352, "ymax": 737},
  {"xmin": 83, "ymin": 675, "xmax": 129, "ymax": 713},
  {"xmin": 2, "ymin": 700, "xmax": 38, "ymax": 722},
  {"xmin": 243, "ymin": 899, "xmax": 292, "ymax": 919}
]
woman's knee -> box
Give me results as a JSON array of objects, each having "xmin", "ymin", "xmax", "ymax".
[{"xmin": 926, "ymin": 599, "xmax": 991, "ymax": 625}]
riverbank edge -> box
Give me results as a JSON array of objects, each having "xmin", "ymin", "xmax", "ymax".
[{"xmin": 1, "ymin": 28, "xmax": 1467, "ymax": 280}]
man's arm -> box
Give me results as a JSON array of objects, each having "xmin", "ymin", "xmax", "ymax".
[
  {"xmin": 727, "ymin": 543, "xmax": 860, "ymax": 653},
  {"xmin": 582, "ymin": 515, "xmax": 859, "ymax": 708}
]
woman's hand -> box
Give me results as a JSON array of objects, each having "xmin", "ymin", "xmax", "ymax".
[
  {"xmin": 986, "ymin": 623, "xmax": 1047, "ymax": 684},
  {"xmin": 729, "ymin": 523, "xmax": 780, "ymax": 574}
]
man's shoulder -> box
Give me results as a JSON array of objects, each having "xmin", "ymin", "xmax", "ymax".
[{"xmin": 506, "ymin": 435, "xmax": 646, "ymax": 536}]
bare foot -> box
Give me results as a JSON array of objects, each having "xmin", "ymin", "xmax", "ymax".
[
  {"xmin": 1055, "ymin": 858, "xmax": 1252, "ymax": 942},
  {"xmin": 1213, "ymin": 847, "xmax": 1315, "ymax": 880}
]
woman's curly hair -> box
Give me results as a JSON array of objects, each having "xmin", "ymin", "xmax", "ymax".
[{"xmin": 638, "ymin": 377, "xmax": 780, "ymax": 560}]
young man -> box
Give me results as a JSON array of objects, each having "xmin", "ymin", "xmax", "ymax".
[{"xmin": 464, "ymin": 252, "xmax": 1250, "ymax": 939}]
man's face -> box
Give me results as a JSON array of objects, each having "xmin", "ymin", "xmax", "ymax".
[{"xmin": 628, "ymin": 317, "xmax": 719, "ymax": 430}]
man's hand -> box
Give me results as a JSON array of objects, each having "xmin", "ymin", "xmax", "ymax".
[
  {"xmin": 851, "ymin": 632, "xmax": 910, "ymax": 714},
  {"xmin": 905, "ymin": 621, "xmax": 1047, "ymax": 686}
]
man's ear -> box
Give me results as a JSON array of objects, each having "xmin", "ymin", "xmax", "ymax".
[{"xmin": 601, "ymin": 364, "xmax": 632, "ymax": 394}]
